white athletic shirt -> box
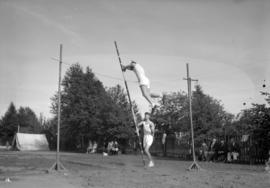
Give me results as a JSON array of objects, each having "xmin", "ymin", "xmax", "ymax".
[
  {"xmin": 132, "ymin": 64, "xmax": 147, "ymax": 83},
  {"xmin": 142, "ymin": 121, "xmax": 154, "ymax": 136}
]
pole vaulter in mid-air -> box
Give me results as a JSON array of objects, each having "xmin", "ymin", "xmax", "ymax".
[{"xmin": 121, "ymin": 61, "xmax": 161, "ymax": 113}]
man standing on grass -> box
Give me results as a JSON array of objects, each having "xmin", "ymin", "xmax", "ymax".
[{"xmin": 138, "ymin": 112, "xmax": 155, "ymax": 167}]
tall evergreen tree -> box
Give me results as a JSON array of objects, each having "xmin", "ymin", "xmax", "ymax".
[
  {"xmin": 17, "ymin": 107, "xmax": 41, "ymax": 133},
  {"xmin": 1, "ymin": 102, "xmax": 18, "ymax": 141},
  {"xmin": 51, "ymin": 64, "xmax": 104, "ymax": 149}
]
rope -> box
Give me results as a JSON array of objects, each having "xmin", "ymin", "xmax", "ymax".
[{"xmin": 51, "ymin": 57, "xmax": 269, "ymax": 92}]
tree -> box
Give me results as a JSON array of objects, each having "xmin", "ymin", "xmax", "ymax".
[
  {"xmin": 51, "ymin": 64, "xmax": 105, "ymax": 149},
  {"xmin": 192, "ymin": 85, "xmax": 233, "ymax": 143},
  {"xmin": 41, "ymin": 117, "xmax": 57, "ymax": 150},
  {"xmin": 1, "ymin": 102, "xmax": 18, "ymax": 141},
  {"xmin": 232, "ymin": 104, "xmax": 270, "ymax": 159},
  {"xmin": 17, "ymin": 107, "xmax": 41, "ymax": 133},
  {"xmin": 153, "ymin": 91, "xmax": 189, "ymax": 132},
  {"xmin": 0, "ymin": 118, "xmax": 3, "ymax": 144},
  {"xmin": 50, "ymin": 64, "xmax": 139, "ymax": 151},
  {"xmin": 106, "ymin": 85, "xmax": 140, "ymax": 141},
  {"xmin": 153, "ymin": 85, "xmax": 233, "ymax": 145}
]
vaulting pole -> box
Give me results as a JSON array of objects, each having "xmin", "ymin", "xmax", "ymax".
[{"xmin": 114, "ymin": 41, "xmax": 145, "ymax": 166}]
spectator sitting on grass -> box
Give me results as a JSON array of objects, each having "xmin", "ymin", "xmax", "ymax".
[
  {"xmin": 111, "ymin": 140, "xmax": 119, "ymax": 155},
  {"xmin": 106, "ymin": 140, "xmax": 119, "ymax": 155},
  {"xmin": 6, "ymin": 141, "xmax": 11, "ymax": 151},
  {"xmin": 107, "ymin": 141, "xmax": 114, "ymax": 155},
  {"xmin": 86, "ymin": 140, "xmax": 93, "ymax": 154},
  {"xmin": 92, "ymin": 141, "xmax": 98, "ymax": 153}
]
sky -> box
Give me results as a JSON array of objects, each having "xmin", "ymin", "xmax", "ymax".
[{"xmin": 0, "ymin": 0, "xmax": 269, "ymax": 118}]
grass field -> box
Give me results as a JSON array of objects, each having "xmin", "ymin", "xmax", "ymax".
[{"xmin": 0, "ymin": 151, "xmax": 269, "ymax": 188}]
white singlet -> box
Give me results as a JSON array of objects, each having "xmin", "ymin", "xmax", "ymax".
[
  {"xmin": 142, "ymin": 121, "xmax": 153, "ymax": 135},
  {"xmin": 133, "ymin": 64, "xmax": 150, "ymax": 89}
]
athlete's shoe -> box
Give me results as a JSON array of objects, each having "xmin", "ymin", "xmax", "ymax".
[{"xmin": 148, "ymin": 161, "xmax": 154, "ymax": 168}]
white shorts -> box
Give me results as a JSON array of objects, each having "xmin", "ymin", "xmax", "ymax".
[
  {"xmin": 143, "ymin": 135, "xmax": 153, "ymax": 149},
  {"xmin": 139, "ymin": 77, "xmax": 150, "ymax": 89}
]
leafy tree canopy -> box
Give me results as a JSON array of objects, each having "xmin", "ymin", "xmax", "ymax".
[{"xmin": 50, "ymin": 64, "xmax": 139, "ymax": 150}]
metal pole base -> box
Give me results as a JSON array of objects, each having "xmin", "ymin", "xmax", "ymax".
[
  {"xmin": 48, "ymin": 161, "xmax": 67, "ymax": 173},
  {"xmin": 188, "ymin": 161, "xmax": 201, "ymax": 171}
]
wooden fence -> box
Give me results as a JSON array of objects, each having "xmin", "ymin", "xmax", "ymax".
[{"xmin": 149, "ymin": 132, "xmax": 268, "ymax": 164}]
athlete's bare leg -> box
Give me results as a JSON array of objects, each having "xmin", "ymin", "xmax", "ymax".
[
  {"xmin": 144, "ymin": 144, "xmax": 153, "ymax": 162},
  {"xmin": 140, "ymin": 85, "xmax": 155, "ymax": 107}
]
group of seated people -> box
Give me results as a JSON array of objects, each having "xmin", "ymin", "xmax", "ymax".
[
  {"xmin": 106, "ymin": 140, "xmax": 119, "ymax": 155},
  {"xmin": 86, "ymin": 140, "xmax": 98, "ymax": 154},
  {"xmin": 198, "ymin": 138, "xmax": 240, "ymax": 162},
  {"xmin": 87, "ymin": 139, "xmax": 119, "ymax": 156}
]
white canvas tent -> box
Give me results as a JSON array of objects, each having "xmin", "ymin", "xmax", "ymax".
[{"xmin": 12, "ymin": 133, "xmax": 49, "ymax": 151}]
